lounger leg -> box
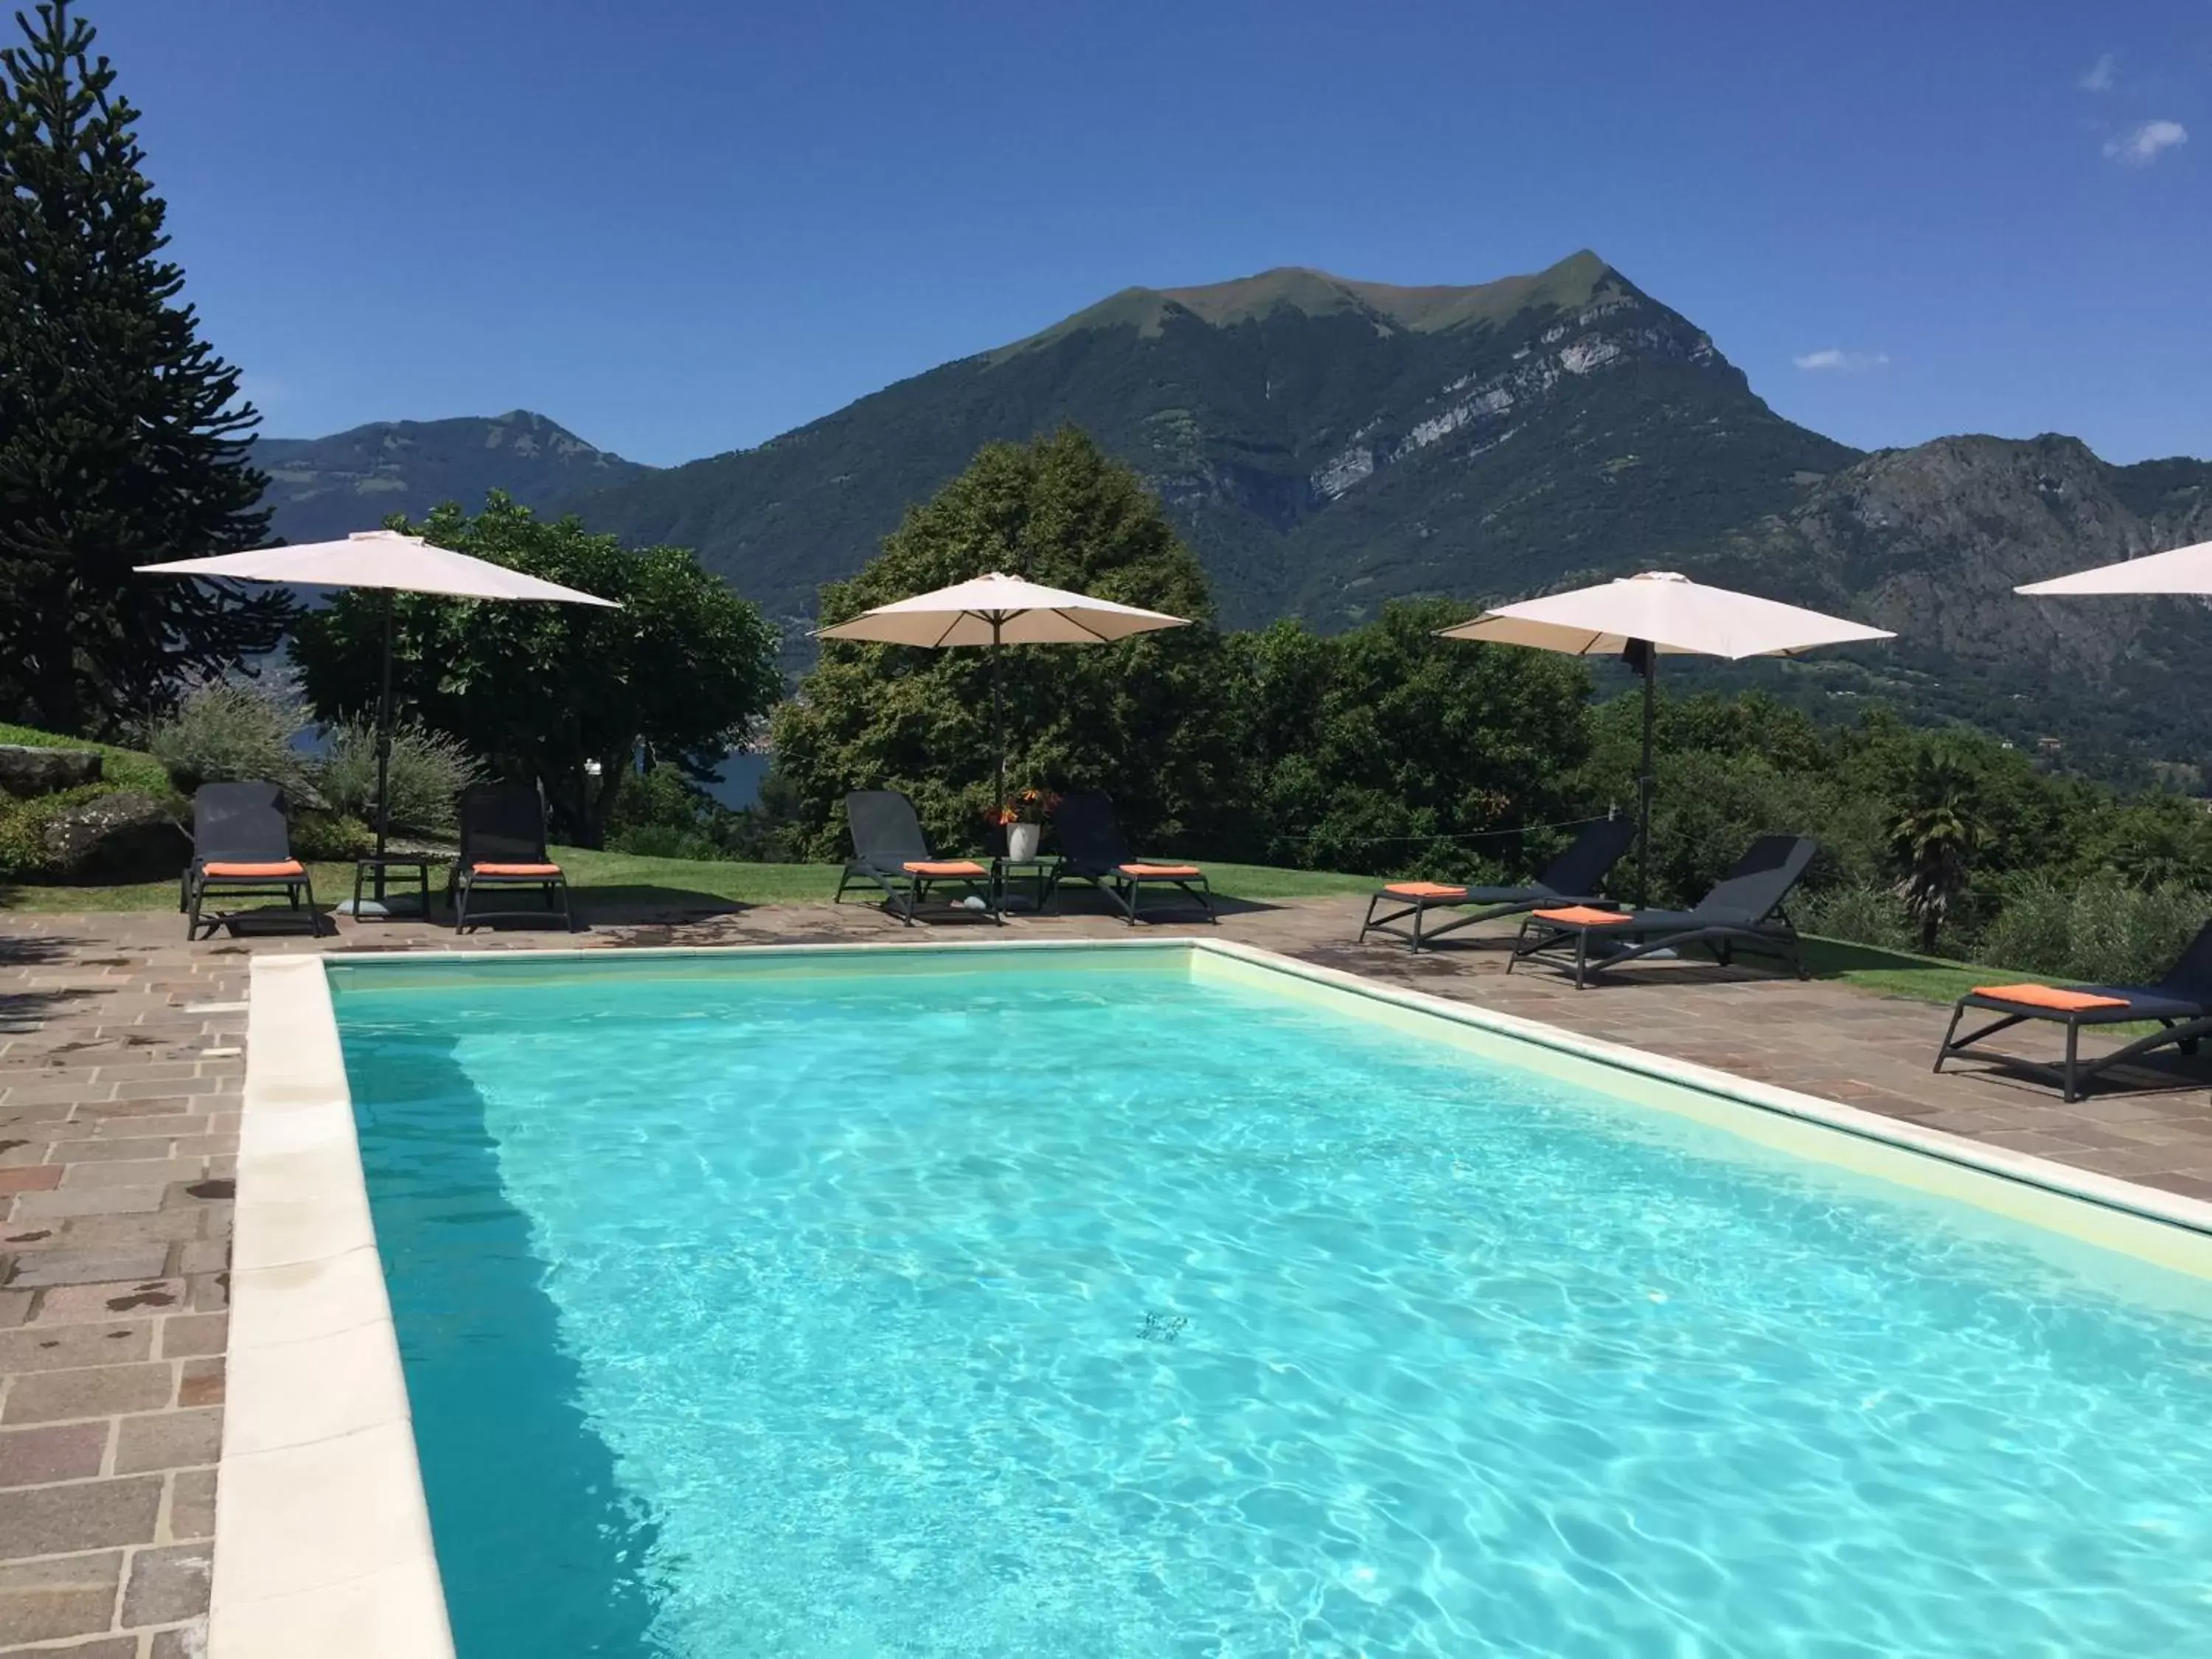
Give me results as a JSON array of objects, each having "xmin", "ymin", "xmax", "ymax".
[
  {"xmin": 1506, "ymin": 917, "xmax": 1528, "ymax": 974},
  {"xmin": 1411, "ymin": 900, "xmax": 1425, "ymax": 953},
  {"xmin": 1358, "ymin": 895, "xmax": 1380, "ymax": 945},
  {"xmin": 185, "ymin": 878, "xmax": 203, "ymax": 942},
  {"xmin": 1573, "ymin": 929, "xmax": 1591, "ymax": 990},
  {"xmin": 1933, "ymin": 1004, "xmax": 1966, "ymax": 1075},
  {"xmin": 2065, "ymin": 1020, "xmax": 2081, "ymax": 1104},
  {"xmin": 454, "ymin": 880, "xmax": 470, "ymax": 934}
]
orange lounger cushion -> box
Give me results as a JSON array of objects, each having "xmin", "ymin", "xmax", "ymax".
[
  {"xmin": 1534, "ymin": 905, "xmax": 1631, "ymax": 927},
  {"xmin": 902, "ymin": 860, "xmax": 987, "ymax": 878},
  {"xmin": 202, "ymin": 860, "xmax": 304, "ymax": 878},
  {"xmin": 471, "ymin": 862, "xmax": 563, "ymax": 878},
  {"xmin": 1972, "ymin": 982, "xmax": 2129, "ymax": 1012},
  {"xmin": 1119, "ymin": 863, "xmax": 1203, "ymax": 879},
  {"xmin": 1385, "ymin": 882, "xmax": 1468, "ymax": 900}
]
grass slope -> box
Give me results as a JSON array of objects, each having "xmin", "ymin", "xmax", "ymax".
[{"xmin": 0, "ymin": 723, "xmax": 171, "ymax": 795}]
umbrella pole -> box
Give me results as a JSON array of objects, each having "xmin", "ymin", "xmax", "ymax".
[
  {"xmin": 373, "ymin": 595, "xmax": 395, "ymax": 901},
  {"xmin": 992, "ymin": 617, "xmax": 1005, "ymax": 818},
  {"xmin": 1637, "ymin": 641, "xmax": 1655, "ymax": 908}
]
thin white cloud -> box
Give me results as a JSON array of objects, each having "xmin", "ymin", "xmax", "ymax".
[
  {"xmin": 1792, "ymin": 349, "xmax": 1890, "ymax": 375},
  {"xmin": 2080, "ymin": 52, "xmax": 2118, "ymax": 92},
  {"xmin": 2105, "ymin": 119, "xmax": 2188, "ymax": 164}
]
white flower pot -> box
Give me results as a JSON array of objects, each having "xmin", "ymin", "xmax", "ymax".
[{"xmin": 1006, "ymin": 822, "xmax": 1042, "ymax": 862}]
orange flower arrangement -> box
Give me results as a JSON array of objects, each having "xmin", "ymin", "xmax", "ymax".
[{"xmin": 988, "ymin": 786, "xmax": 1060, "ymax": 827}]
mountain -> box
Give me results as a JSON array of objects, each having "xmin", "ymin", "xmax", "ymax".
[
  {"xmin": 254, "ymin": 409, "xmax": 650, "ymax": 544},
  {"xmin": 1678, "ymin": 434, "xmax": 2212, "ymax": 778},
  {"xmin": 575, "ymin": 251, "xmax": 1858, "ymax": 639}
]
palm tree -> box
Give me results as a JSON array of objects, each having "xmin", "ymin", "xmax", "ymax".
[{"xmin": 1890, "ymin": 748, "xmax": 1985, "ymax": 953}]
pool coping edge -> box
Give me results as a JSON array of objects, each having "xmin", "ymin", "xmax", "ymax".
[{"xmin": 214, "ymin": 953, "xmax": 456, "ymax": 1659}]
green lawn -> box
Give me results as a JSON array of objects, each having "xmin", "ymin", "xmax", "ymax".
[
  {"xmin": 0, "ymin": 722, "xmax": 173, "ymax": 795},
  {"xmin": 1796, "ymin": 936, "xmax": 2000, "ymax": 1005},
  {"xmin": 0, "ymin": 849, "xmax": 1383, "ymax": 915}
]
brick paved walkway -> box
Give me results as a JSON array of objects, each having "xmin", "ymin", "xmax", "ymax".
[{"xmin": 3, "ymin": 893, "xmax": 2210, "ymax": 1653}]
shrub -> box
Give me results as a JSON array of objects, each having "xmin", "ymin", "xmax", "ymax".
[
  {"xmin": 315, "ymin": 720, "xmax": 481, "ymax": 837},
  {"xmin": 146, "ymin": 684, "xmax": 308, "ymax": 796},
  {"xmin": 1797, "ymin": 882, "xmax": 1916, "ymax": 953},
  {"xmin": 1980, "ymin": 874, "xmax": 2212, "ymax": 983},
  {"xmin": 289, "ymin": 813, "xmax": 375, "ymax": 863}
]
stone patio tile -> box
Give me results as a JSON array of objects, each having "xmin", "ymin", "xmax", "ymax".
[
  {"xmin": 0, "ymin": 1474, "xmax": 160, "ymax": 1556},
  {"xmin": 10, "ymin": 1187, "xmax": 166, "ymax": 1222},
  {"xmin": 2, "ymin": 1249, "xmax": 168, "ymax": 1291},
  {"xmin": 63, "ymin": 1161, "xmax": 204, "ymax": 1192},
  {"xmin": 174, "ymin": 1360, "xmax": 221, "ymax": 1410},
  {"xmin": 0, "ymin": 1322, "xmax": 151, "ymax": 1374},
  {"xmin": 32, "ymin": 1281, "xmax": 184, "ymax": 1324},
  {"xmin": 35, "ymin": 1634, "xmax": 139, "ymax": 1658},
  {"xmin": 156, "ymin": 1315, "xmax": 223, "ymax": 1360},
  {"xmin": 2, "ymin": 1363, "xmax": 173, "ymax": 1425},
  {"xmin": 119, "ymin": 1541, "xmax": 211, "ymax": 1627},
  {"xmin": 52, "ymin": 1213, "xmax": 206, "ymax": 1250},
  {"xmin": 166, "ymin": 1468, "xmax": 216, "ymax": 1543},
  {"xmin": 0, "ymin": 1169, "xmax": 60, "ymax": 1197},
  {"xmin": 0, "ymin": 1422, "xmax": 108, "ymax": 1488},
  {"xmin": 113, "ymin": 1408, "xmax": 220, "ymax": 1475},
  {"xmin": 0, "ymin": 1549, "xmax": 122, "ymax": 1644}
]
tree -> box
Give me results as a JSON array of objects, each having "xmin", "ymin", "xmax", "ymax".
[
  {"xmin": 773, "ymin": 428, "xmax": 1248, "ymax": 859},
  {"xmin": 289, "ymin": 495, "xmax": 781, "ymax": 848},
  {"xmin": 0, "ymin": 0, "xmax": 287, "ymax": 734},
  {"xmin": 1240, "ymin": 601, "xmax": 1596, "ymax": 879},
  {"xmin": 1889, "ymin": 745, "xmax": 1985, "ymax": 953}
]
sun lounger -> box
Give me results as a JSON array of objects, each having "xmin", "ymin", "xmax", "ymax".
[
  {"xmin": 181, "ymin": 782, "xmax": 319, "ymax": 941},
  {"xmin": 1357, "ymin": 817, "xmax": 1638, "ymax": 952},
  {"xmin": 1051, "ymin": 792, "xmax": 1214, "ymax": 925},
  {"xmin": 1933, "ymin": 922, "xmax": 2212, "ymax": 1102},
  {"xmin": 1508, "ymin": 833, "xmax": 1818, "ymax": 989},
  {"xmin": 449, "ymin": 783, "xmax": 572, "ymax": 932},
  {"xmin": 833, "ymin": 790, "xmax": 998, "ymax": 925}
]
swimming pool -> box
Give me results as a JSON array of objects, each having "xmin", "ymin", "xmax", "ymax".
[{"xmin": 319, "ymin": 943, "xmax": 2212, "ymax": 1658}]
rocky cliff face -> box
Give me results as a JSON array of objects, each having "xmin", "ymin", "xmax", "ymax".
[{"xmin": 1687, "ymin": 434, "xmax": 2212, "ymax": 773}]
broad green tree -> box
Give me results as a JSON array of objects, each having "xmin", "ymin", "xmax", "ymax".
[
  {"xmin": 1239, "ymin": 600, "xmax": 1596, "ymax": 880},
  {"xmin": 291, "ymin": 495, "xmax": 780, "ymax": 848},
  {"xmin": 774, "ymin": 428, "xmax": 1248, "ymax": 858},
  {"xmin": 0, "ymin": 0, "xmax": 287, "ymax": 734}
]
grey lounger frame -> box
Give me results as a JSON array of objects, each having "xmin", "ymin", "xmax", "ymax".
[
  {"xmin": 833, "ymin": 790, "xmax": 998, "ymax": 925},
  {"xmin": 180, "ymin": 782, "xmax": 319, "ymax": 941},
  {"xmin": 1508, "ymin": 833, "xmax": 1818, "ymax": 990},
  {"xmin": 1051, "ymin": 792, "xmax": 1214, "ymax": 925},
  {"xmin": 448, "ymin": 782, "xmax": 573, "ymax": 933},
  {"xmin": 1357, "ymin": 817, "xmax": 1638, "ymax": 952},
  {"xmin": 1933, "ymin": 922, "xmax": 2212, "ymax": 1102}
]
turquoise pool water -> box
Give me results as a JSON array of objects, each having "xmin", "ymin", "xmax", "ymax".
[{"xmin": 331, "ymin": 949, "xmax": 2212, "ymax": 1658}]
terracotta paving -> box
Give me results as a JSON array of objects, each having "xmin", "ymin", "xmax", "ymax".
[{"xmin": 2, "ymin": 889, "xmax": 2210, "ymax": 1653}]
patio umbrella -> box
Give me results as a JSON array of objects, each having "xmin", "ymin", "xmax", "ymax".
[
  {"xmin": 2016, "ymin": 538, "xmax": 2212, "ymax": 597},
  {"xmin": 1439, "ymin": 571, "xmax": 1893, "ymax": 902},
  {"xmin": 814, "ymin": 571, "xmax": 1190, "ymax": 809},
  {"xmin": 136, "ymin": 530, "xmax": 618, "ymax": 908}
]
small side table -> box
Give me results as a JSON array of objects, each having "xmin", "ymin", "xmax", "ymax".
[
  {"xmin": 992, "ymin": 855, "xmax": 1062, "ymax": 916},
  {"xmin": 349, "ymin": 854, "xmax": 451, "ymax": 920}
]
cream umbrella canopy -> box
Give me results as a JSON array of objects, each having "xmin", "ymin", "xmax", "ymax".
[
  {"xmin": 1439, "ymin": 571, "xmax": 1894, "ymax": 902},
  {"xmin": 136, "ymin": 530, "xmax": 619, "ymax": 902},
  {"xmin": 2016, "ymin": 538, "xmax": 2212, "ymax": 596},
  {"xmin": 813, "ymin": 571, "xmax": 1190, "ymax": 808}
]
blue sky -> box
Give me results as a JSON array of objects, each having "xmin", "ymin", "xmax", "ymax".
[{"xmin": 88, "ymin": 0, "xmax": 2208, "ymax": 466}]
